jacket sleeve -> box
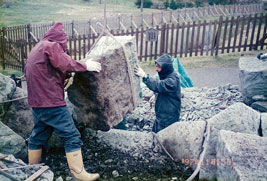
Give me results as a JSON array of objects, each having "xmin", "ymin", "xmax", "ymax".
[
  {"xmin": 44, "ymin": 42, "xmax": 87, "ymax": 74},
  {"xmin": 143, "ymin": 76, "xmax": 178, "ymax": 93}
]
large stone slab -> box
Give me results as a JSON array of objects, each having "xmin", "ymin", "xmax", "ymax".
[
  {"xmin": 216, "ymin": 130, "xmax": 267, "ymax": 181},
  {"xmin": 68, "ymin": 36, "xmax": 141, "ymax": 131},
  {"xmin": 199, "ymin": 102, "xmax": 261, "ymax": 180},
  {"xmin": 262, "ymin": 113, "xmax": 267, "ymax": 137},
  {"xmin": 157, "ymin": 121, "xmax": 206, "ymax": 169},
  {"xmin": 96, "ymin": 129, "xmax": 162, "ymax": 160},
  {"xmin": 0, "ymin": 121, "xmax": 27, "ymax": 159},
  {"xmin": 239, "ymin": 57, "xmax": 267, "ymax": 105}
]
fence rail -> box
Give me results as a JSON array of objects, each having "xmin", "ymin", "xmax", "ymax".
[{"xmin": 0, "ymin": 13, "xmax": 266, "ymax": 72}]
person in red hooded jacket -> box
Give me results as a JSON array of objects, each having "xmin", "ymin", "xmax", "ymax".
[{"xmin": 25, "ymin": 22, "xmax": 100, "ymax": 181}]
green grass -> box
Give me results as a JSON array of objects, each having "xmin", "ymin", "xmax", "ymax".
[
  {"xmin": 139, "ymin": 50, "xmax": 260, "ymax": 74},
  {"xmin": 0, "ymin": 0, "xmax": 161, "ymax": 27},
  {"xmin": 0, "ymin": 65, "xmax": 22, "ymax": 75}
]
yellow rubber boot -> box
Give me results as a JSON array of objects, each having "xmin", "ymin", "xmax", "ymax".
[
  {"xmin": 66, "ymin": 150, "xmax": 99, "ymax": 181},
  {"xmin": 28, "ymin": 149, "xmax": 42, "ymax": 164}
]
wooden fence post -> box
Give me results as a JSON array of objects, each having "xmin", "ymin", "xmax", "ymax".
[
  {"xmin": 1, "ymin": 27, "xmax": 6, "ymax": 69},
  {"xmin": 88, "ymin": 20, "xmax": 91, "ymax": 35},
  {"xmin": 20, "ymin": 42, "xmax": 25, "ymax": 72},
  {"xmin": 160, "ymin": 23, "xmax": 166, "ymax": 55},
  {"xmin": 215, "ymin": 16, "xmax": 223, "ymax": 56},
  {"xmin": 71, "ymin": 20, "xmax": 75, "ymax": 38},
  {"xmin": 27, "ymin": 24, "xmax": 32, "ymax": 41}
]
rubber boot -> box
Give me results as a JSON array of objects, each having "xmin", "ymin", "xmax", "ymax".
[
  {"xmin": 66, "ymin": 149, "xmax": 99, "ymax": 181},
  {"xmin": 28, "ymin": 149, "xmax": 42, "ymax": 164}
]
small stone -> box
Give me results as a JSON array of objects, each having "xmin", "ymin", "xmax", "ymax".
[
  {"xmin": 56, "ymin": 176, "xmax": 63, "ymax": 181},
  {"xmin": 104, "ymin": 159, "xmax": 113, "ymax": 163},
  {"xmin": 66, "ymin": 176, "xmax": 72, "ymax": 181},
  {"xmin": 112, "ymin": 170, "xmax": 119, "ymax": 177},
  {"xmin": 132, "ymin": 176, "xmax": 138, "ymax": 180},
  {"xmin": 172, "ymin": 177, "xmax": 178, "ymax": 180}
]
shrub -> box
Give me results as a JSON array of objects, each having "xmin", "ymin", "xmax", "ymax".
[
  {"xmin": 170, "ymin": 0, "xmax": 177, "ymax": 10},
  {"xmin": 208, "ymin": 0, "xmax": 233, "ymax": 5},
  {"xmin": 195, "ymin": 0, "xmax": 204, "ymax": 7},
  {"xmin": 185, "ymin": 2, "xmax": 193, "ymax": 8},
  {"xmin": 163, "ymin": 1, "xmax": 169, "ymax": 9},
  {"xmin": 135, "ymin": 0, "xmax": 153, "ymax": 8}
]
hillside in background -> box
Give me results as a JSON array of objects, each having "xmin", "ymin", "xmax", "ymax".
[{"xmin": 0, "ymin": 0, "xmax": 160, "ymax": 27}]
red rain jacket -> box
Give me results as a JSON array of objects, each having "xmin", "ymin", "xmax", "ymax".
[{"xmin": 25, "ymin": 22, "xmax": 87, "ymax": 108}]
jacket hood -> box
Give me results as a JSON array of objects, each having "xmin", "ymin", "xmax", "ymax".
[
  {"xmin": 42, "ymin": 22, "xmax": 68, "ymax": 52},
  {"xmin": 155, "ymin": 54, "xmax": 174, "ymax": 79}
]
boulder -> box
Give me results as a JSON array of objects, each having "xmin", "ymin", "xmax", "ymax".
[
  {"xmin": 262, "ymin": 113, "xmax": 267, "ymax": 137},
  {"xmin": 96, "ymin": 129, "xmax": 162, "ymax": 160},
  {"xmin": 199, "ymin": 102, "xmax": 261, "ymax": 180},
  {"xmin": 239, "ymin": 57, "xmax": 267, "ymax": 105},
  {"xmin": 0, "ymin": 73, "xmax": 16, "ymax": 100},
  {"xmin": 0, "ymin": 121, "xmax": 27, "ymax": 159},
  {"xmin": 216, "ymin": 130, "xmax": 267, "ymax": 181},
  {"xmin": 68, "ymin": 36, "xmax": 141, "ymax": 131},
  {"xmin": 0, "ymin": 73, "xmax": 34, "ymax": 139},
  {"xmin": 157, "ymin": 121, "xmax": 206, "ymax": 169}
]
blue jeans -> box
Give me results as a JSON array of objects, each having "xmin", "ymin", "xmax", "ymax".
[{"xmin": 28, "ymin": 106, "xmax": 82, "ymax": 153}]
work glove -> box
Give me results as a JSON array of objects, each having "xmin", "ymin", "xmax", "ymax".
[
  {"xmin": 134, "ymin": 64, "xmax": 146, "ymax": 78},
  {"xmin": 149, "ymin": 94, "xmax": 155, "ymax": 103},
  {"xmin": 85, "ymin": 60, "xmax": 101, "ymax": 72},
  {"xmin": 149, "ymin": 94, "xmax": 155, "ymax": 108}
]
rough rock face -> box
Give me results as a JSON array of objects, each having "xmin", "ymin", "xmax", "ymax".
[
  {"xmin": 0, "ymin": 73, "xmax": 34, "ymax": 139},
  {"xmin": 0, "ymin": 121, "xmax": 27, "ymax": 159},
  {"xmin": 157, "ymin": 121, "xmax": 206, "ymax": 170},
  {"xmin": 180, "ymin": 84, "xmax": 242, "ymax": 122},
  {"xmin": 239, "ymin": 57, "xmax": 267, "ymax": 107},
  {"xmin": 0, "ymin": 153, "xmax": 54, "ymax": 181},
  {"xmin": 0, "ymin": 73, "xmax": 16, "ymax": 101},
  {"xmin": 96, "ymin": 129, "xmax": 162, "ymax": 160},
  {"xmin": 262, "ymin": 113, "xmax": 267, "ymax": 137},
  {"xmin": 199, "ymin": 102, "xmax": 261, "ymax": 180},
  {"xmin": 216, "ymin": 130, "xmax": 267, "ymax": 181},
  {"xmin": 68, "ymin": 36, "xmax": 141, "ymax": 131}
]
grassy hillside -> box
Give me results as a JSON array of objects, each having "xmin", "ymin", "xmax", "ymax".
[{"xmin": 0, "ymin": 0, "xmax": 161, "ymax": 27}]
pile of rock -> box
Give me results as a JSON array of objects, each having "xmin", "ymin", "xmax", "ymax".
[
  {"xmin": 125, "ymin": 83, "xmax": 242, "ymax": 132},
  {"xmin": 0, "ymin": 153, "xmax": 53, "ymax": 181},
  {"xmin": 239, "ymin": 56, "xmax": 267, "ymax": 112}
]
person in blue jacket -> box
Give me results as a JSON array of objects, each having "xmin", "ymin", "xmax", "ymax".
[{"xmin": 135, "ymin": 54, "xmax": 181, "ymax": 133}]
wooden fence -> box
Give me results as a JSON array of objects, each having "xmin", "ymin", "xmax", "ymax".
[
  {"xmin": 0, "ymin": 3, "xmax": 264, "ymax": 43},
  {"xmin": 0, "ymin": 13, "xmax": 266, "ymax": 72}
]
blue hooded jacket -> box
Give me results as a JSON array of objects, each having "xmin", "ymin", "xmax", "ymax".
[{"xmin": 143, "ymin": 54, "xmax": 181, "ymax": 132}]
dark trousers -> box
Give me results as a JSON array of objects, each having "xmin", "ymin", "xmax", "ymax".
[
  {"xmin": 152, "ymin": 117, "xmax": 179, "ymax": 133},
  {"xmin": 28, "ymin": 106, "xmax": 82, "ymax": 153}
]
